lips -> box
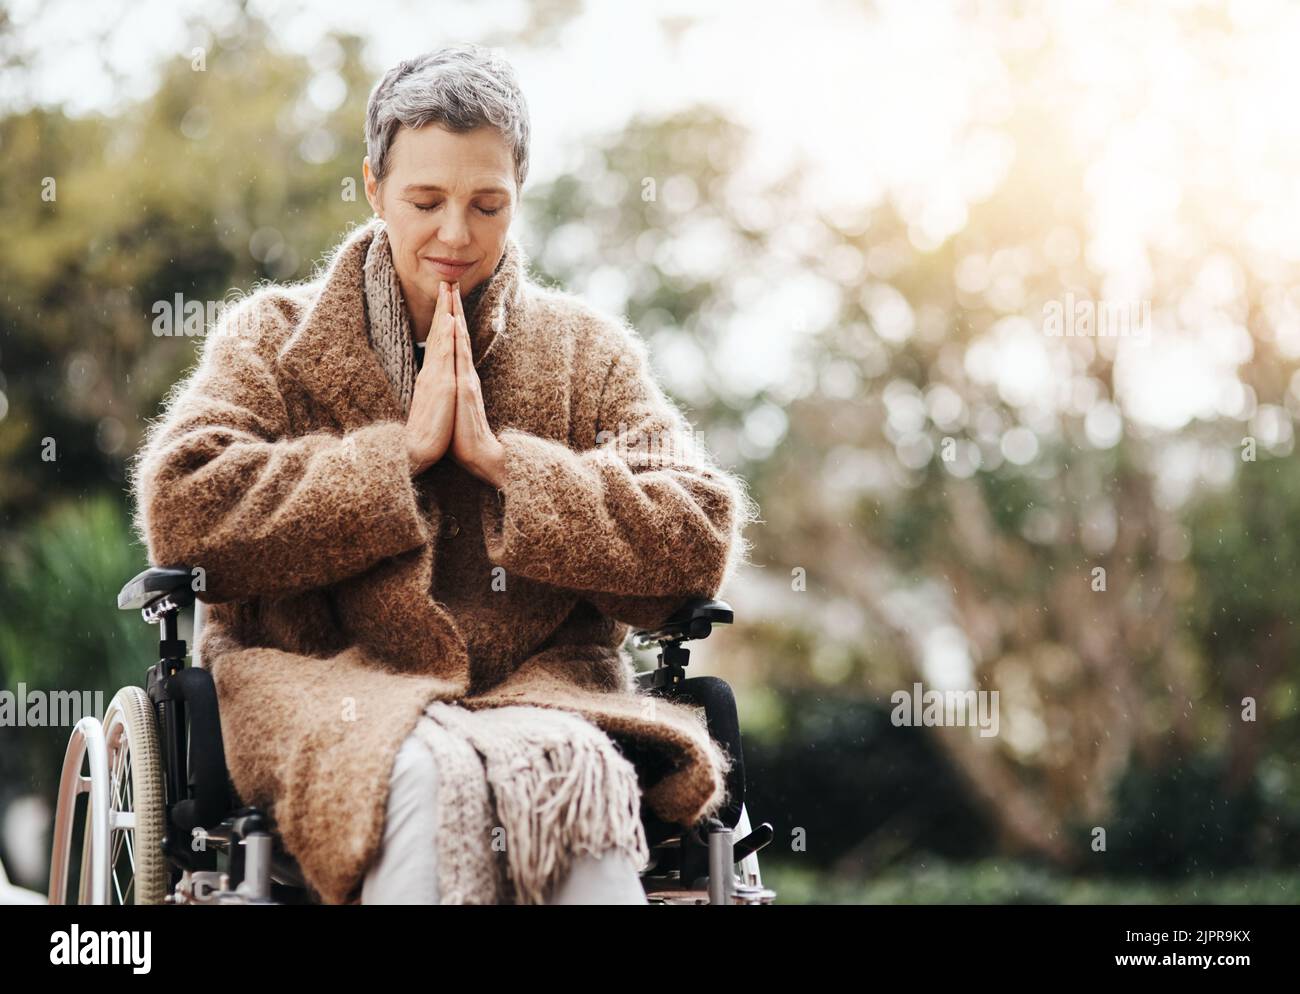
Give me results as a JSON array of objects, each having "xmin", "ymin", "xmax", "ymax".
[{"xmin": 427, "ymin": 257, "xmax": 475, "ymax": 272}]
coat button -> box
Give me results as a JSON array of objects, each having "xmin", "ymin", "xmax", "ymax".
[{"xmin": 446, "ymin": 513, "xmax": 460, "ymax": 538}]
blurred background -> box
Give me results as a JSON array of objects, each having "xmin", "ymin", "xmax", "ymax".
[{"xmin": 1, "ymin": 0, "xmax": 1297, "ymax": 903}]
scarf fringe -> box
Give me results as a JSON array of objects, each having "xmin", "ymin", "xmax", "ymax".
[{"xmin": 416, "ymin": 701, "xmax": 650, "ymax": 905}]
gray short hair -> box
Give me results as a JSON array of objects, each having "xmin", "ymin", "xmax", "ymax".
[{"xmin": 365, "ymin": 43, "xmax": 531, "ymax": 191}]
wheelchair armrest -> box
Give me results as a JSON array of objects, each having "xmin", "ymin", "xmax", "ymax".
[
  {"xmin": 633, "ymin": 598, "xmax": 733, "ymax": 645},
  {"xmin": 118, "ymin": 565, "xmax": 196, "ymax": 611},
  {"xmin": 157, "ymin": 665, "xmax": 236, "ymax": 835}
]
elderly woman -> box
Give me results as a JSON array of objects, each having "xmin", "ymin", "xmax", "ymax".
[{"xmin": 131, "ymin": 43, "xmax": 755, "ymax": 905}]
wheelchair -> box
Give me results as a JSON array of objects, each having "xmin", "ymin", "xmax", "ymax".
[{"xmin": 47, "ymin": 565, "xmax": 777, "ymax": 906}]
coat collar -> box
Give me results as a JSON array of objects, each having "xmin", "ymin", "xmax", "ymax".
[{"xmin": 278, "ymin": 216, "xmax": 529, "ymax": 429}]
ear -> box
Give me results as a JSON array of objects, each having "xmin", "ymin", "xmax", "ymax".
[{"xmin": 362, "ymin": 156, "xmax": 381, "ymax": 216}]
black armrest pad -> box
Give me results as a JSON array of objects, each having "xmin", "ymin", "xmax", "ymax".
[
  {"xmin": 634, "ymin": 598, "xmax": 733, "ymax": 643},
  {"xmin": 118, "ymin": 565, "xmax": 195, "ymax": 610}
]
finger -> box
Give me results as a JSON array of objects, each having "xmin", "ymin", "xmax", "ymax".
[
  {"xmin": 450, "ymin": 286, "xmax": 465, "ymax": 346},
  {"xmin": 465, "ymin": 328, "xmax": 482, "ymax": 390},
  {"xmin": 456, "ymin": 318, "xmax": 476, "ymax": 397},
  {"xmin": 452, "ymin": 283, "xmax": 467, "ymax": 332},
  {"xmin": 436, "ymin": 304, "xmax": 452, "ymax": 356},
  {"xmin": 438, "ymin": 311, "xmax": 456, "ymax": 364},
  {"xmin": 453, "ymin": 285, "xmax": 470, "ymax": 361},
  {"xmin": 446, "ymin": 285, "xmax": 459, "ymax": 361},
  {"xmin": 427, "ymin": 281, "xmax": 447, "ymax": 339},
  {"xmin": 418, "ymin": 307, "xmax": 443, "ymax": 373},
  {"xmin": 451, "ymin": 285, "xmax": 481, "ymax": 386},
  {"xmin": 452, "ymin": 310, "xmax": 467, "ymax": 387}
]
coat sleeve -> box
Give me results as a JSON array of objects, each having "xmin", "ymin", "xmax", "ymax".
[
  {"xmin": 478, "ymin": 323, "xmax": 750, "ymax": 630},
  {"xmin": 130, "ymin": 295, "xmax": 434, "ymax": 604}
]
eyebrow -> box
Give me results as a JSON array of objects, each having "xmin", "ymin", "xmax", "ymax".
[{"xmin": 402, "ymin": 183, "xmax": 511, "ymax": 196}]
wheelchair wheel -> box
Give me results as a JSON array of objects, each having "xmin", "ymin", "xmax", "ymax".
[{"xmin": 71, "ymin": 687, "xmax": 169, "ymax": 904}]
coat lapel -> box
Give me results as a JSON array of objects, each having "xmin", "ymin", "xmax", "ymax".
[{"xmin": 277, "ymin": 217, "xmax": 530, "ymax": 432}]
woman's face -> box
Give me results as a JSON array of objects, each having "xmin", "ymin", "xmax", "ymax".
[{"xmin": 364, "ymin": 122, "xmax": 517, "ymax": 305}]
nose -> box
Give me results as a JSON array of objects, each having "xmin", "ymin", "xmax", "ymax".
[{"xmin": 436, "ymin": 207, "xmax": 473, "ymax": 249}]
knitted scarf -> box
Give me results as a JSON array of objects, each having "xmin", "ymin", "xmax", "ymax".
[{"xmin": 361, "ymin": 219, "xmax": 651, "ymax": 904}]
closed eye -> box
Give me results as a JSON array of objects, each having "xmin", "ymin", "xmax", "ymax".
[{"xmin": 413, "ymin": 202, "xmax": 502, "ymax": 216}]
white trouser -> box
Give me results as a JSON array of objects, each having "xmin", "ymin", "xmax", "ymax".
[{"xmin": 361, "ymin": 727, "xmax": 649, "ymax": 905}]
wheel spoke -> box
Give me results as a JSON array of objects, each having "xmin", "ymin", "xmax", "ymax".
[
  {"xmin": 112, "ymin": 850, "xmax": 126, "ymax": 904},
  {"xmin": 123, "ymin": 753, "xmax": 133, "ymax": 812},
  {"xmin": 106, "ymin": 719, "xmax": 139, "ymax": 905},
  {"xmin": 112, "ymin": 830, "xmax": 136, "ymax": 905},
  {"xmin": 120, "ymin": 858, "xmax": 134, "ymax": 904},
  {"xmin": 111, "ymin": 826, "xmax": 126, "ymax": 874}
]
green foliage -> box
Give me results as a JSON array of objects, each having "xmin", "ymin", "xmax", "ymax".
[
  {"xmin": 0, "ymin": 493, "xmax": 156, "ymax": 795},
  {"xmin": 1187, "ymin": 454, "xmax": 1300, "ymax": 645},
  {"xmin": 763, "ymin": 859, "xmax": 1300, "ymax": 905},
  {"xmin": 0, "ymin": 492, "xmax": 152, "ymax": 687},
  {"xmin": 976, "ymin": 465, "xmax": 1045, "ymax": 538},
  {"xmin": 1091, "ymin": 753, "xmax": 1266, "ymax": 877},
  {"xmin": 743, "ymin": 689, "xmax": 998, "ymax": 872},
  {"xmin": 0, "ymin": 25, "xmax": 381, "ymax": 526}
]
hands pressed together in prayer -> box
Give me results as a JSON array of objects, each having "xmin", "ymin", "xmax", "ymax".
[{"xmin": 404, "ymin": 280, "xmax": 507, "ymax": 487}]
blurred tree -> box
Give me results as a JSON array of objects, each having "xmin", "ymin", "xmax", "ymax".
[
  {"xmin": 518, "ymin": 16, "xmax": 1299, "ymax": 871},
  {"xmin": 0, "ymin": 19, "xmax": 387, "ymax": 525}
]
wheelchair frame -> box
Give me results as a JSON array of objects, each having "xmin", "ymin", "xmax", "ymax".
[{"xmin": 47, "ymin": 566, "xmax": 776, "ymax": 906}]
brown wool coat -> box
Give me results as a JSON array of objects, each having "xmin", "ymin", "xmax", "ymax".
[{"xmin": 129, "ymin": 217, "xmax": 752, "ymax": 906}]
